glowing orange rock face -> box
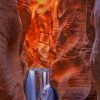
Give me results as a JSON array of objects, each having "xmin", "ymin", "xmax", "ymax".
[
  {"xmin": 24, "ymin": 0, "xmax": 58, "ymax": 68},
  {"xmin": 23, "ymin": 0, "xmax": 93, "ymax": 99}
]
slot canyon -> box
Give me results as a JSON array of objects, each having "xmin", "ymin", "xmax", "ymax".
[
  {"xmin": 0, "ymin": 0, "xmax": 98, "ymax": 100},
  {"xmin": 22, "ymin": 0, "xmax": 94, "ymax": 99}
]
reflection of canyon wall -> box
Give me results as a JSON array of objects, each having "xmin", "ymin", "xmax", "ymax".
[{"xmin": 22, "ymin": 0, "xmax": 95, "ymax": 99}]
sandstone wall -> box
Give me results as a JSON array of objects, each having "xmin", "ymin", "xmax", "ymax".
[{"xmin": 21, "ymin": 0, "xmax": 96, "ymax": 99}]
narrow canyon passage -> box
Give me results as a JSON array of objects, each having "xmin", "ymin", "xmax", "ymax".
[
  {"xmin": 21, "ymin": 0, "xmax": 94, "ymax": 99},
  {"xmin": 0, "ymin": 0, "xmax": 98, "ymax": 100}
]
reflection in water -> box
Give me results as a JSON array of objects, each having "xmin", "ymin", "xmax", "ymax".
[
  {"xmin": 25, "ymin": 68, "xmax": 56, "ymax": 100},
  {"xmin": 25, "ymin": 70, "xmax": 37, "ymax": 100}
]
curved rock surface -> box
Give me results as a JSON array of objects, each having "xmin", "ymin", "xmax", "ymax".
[{"xmin": 21, "ymin": 0, "xmax": 96, "ymax": 99}]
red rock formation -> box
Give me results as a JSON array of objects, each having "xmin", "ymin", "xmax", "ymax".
[
  {"xmin": 22, "ymin": 0, "xmax": 96, "ymax": 99},
  {"xmin": 23, "ymin": 0, "xmax": 59, "ymax": 68}
]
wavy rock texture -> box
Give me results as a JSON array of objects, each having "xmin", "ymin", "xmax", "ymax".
[
  {"xmin": 0, "ymin": 0, "xmax": 30, "ymax": 100},
  {"xmin": 21, "ymin": 0, "xmax": 96, "ymax": 99}
]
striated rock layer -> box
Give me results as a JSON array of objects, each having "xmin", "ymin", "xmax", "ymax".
[{"xmin": 21, "ymin": 0, "xmax": 96, "ymax": 99}]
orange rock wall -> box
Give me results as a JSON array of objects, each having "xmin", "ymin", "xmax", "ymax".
[{"xmin": 22, "ymin": 0, "xmax": 96, "ymax": 99}]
